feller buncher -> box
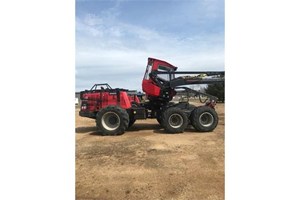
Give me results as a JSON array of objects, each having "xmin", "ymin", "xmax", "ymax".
[{"xmin": 79, "ymin": 58, "xmax": 224, "ymax": 135}]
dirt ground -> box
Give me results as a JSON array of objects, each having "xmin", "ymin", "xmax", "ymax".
[{"xmin": 76, "ymin": 102, "xmax": 224, "ymax": 200}]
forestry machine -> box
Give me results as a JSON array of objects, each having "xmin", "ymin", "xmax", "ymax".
[{"xmin": 79, "ymin": 57, "xmax": 224, "ymax": 135}]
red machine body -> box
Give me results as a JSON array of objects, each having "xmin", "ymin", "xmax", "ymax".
[
  {"xmin": 81, "ymin": 91, "xmax": 132, "ymax": 111},
  {"xmin": 79, "ymin": 83, "xmax": 140, "ymax": 119}
]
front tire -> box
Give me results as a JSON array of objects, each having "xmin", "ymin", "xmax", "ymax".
[
  {"xmin": 191, "ymin": 106, "xmax": 218, "ymax": 132},
  {"xmin": 162, "ymin": 107, "xmax": 188, "ymax": 133},
  {"xmin": 96, "ymin": 106, "xmax": 129, "ymax": 135}
]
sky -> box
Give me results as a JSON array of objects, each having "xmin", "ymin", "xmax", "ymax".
[{"xmin": 76, "ymin": 0, "xmax": 224, "ymax": 92}]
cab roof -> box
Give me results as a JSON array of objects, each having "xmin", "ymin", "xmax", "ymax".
[{"xmin": 148, "ymin": 57, "xmax": 178, "ymax": 70}]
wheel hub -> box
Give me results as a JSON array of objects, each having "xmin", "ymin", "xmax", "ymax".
[
  {"xmin": 199, "ymin": 112, "xmax": 214, "ymax": 127},
  {"xmin": 169, "ymin": 113, "xmax": 184, "ymax": 129},
  {"xmin": 102, "ymin": 112, "xmax": 120, "ymax": 131}
]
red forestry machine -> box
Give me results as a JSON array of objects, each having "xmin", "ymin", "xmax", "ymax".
[{"xmin": 79, "ymin": 58, "xmax": 224, "ymax": 135}]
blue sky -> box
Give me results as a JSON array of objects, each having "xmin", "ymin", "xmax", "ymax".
[{"xmin": 76, "ymin": 0, "xmax": 224, "ymax": 91}]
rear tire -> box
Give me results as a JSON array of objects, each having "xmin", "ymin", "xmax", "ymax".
[
  {"xmin": 191, "ymin": 106, "xmax": 218, "ymax": 132},
  {"xmin": 96, "ymin": 106, "xmax": 129, "ymax": 136},
  {"xmin": 162, "ymin": 107, "xmax": 188, "ymax": 133}
]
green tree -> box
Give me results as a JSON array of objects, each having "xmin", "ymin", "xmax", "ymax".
[{"xmin": 204, "ymin": 82, "xmax": 225, "ymax": 103}]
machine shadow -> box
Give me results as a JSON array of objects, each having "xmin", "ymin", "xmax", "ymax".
[
  {"xmin": 75, "ymin": 126, "xmax": 98, "ymax": 134},
  {"xmin": 75, "ymin": 123, "xmax": 206, "ymax": 136},
  {"xmin": 89, "ymin": 123, "xmax": 166, "ymax": 135},
  {"xmin": 75, "ymin": 123, "xmax": 208, "ymax": 135},
  {"xmin": 127, "ymin": 123, "xmax": 161, "ymax": 131}
]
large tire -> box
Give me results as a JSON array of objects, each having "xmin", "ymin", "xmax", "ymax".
[
  {"xmin": 96, "ymin": 106, "xmax": 129, "ymax": 136},
  {"xmin": 191, "ymin": 106, "xmax": 218, "ymax": 132},
  {"xmin": 162, "ymin": 107, "xmax": 188, "ymax": 133}
]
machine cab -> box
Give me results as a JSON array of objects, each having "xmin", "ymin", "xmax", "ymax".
[{"xmin": 142, "ymin": 57, "xmax": 177, "ymax": 99}]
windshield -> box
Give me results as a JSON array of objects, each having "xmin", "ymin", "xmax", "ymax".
[{"xmin": 157, "ymin": 65, "xmax": 175, "ymax": 81}]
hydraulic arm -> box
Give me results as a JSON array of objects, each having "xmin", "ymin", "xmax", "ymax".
[{"xmin": 150, "ymin": 70, "xmax": 224, "ymax": 89}]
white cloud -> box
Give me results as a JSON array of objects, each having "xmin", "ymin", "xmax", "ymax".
[{"xmin": 76, "ymin": 4, "xmax": 224, "ymax": 91}]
